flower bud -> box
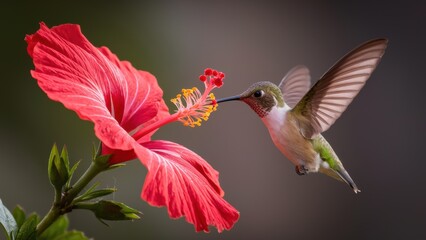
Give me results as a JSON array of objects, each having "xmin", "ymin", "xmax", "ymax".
[
  {"xmin": 48, "ymin": 144, "xmax": 70, "ymax": 191},
  {"xmin": 88, "ymin": 200, "xmax": 141, "ymax": 221}
]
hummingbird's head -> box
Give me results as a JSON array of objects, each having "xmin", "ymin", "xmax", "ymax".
[{"xmin": 217, "ymin": 81, "xmax": 284, "ymax": 118}]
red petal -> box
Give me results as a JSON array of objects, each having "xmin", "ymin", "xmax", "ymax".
[
  {"xmin": 134, "ymin": 140, "xmax": 239, "ymax": 232},
  {"xmin": 97, "ymin": 47, "xmax": 169, "ymax": 141},
  {"xmin": 26, "ymin": 23, "xmax": 168, "ymax": 151}
]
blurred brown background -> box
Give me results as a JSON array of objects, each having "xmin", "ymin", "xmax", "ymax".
[{"xmin": 1, "ymin": 1, "xmax": 425, "ymax": 239}]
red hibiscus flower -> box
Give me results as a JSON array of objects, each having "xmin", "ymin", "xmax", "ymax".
[{"xmin": 26, "ymin": 22, "xmax": 239, "ymax": 232}]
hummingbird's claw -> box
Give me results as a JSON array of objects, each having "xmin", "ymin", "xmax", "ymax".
[{"xmin": 295, "ymin": 165, "xmax": 308, "ymax": 175}]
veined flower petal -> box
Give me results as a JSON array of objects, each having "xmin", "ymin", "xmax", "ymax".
[
  {"xmin": 26, "ymin": 23, "xmax": 167, "ymax": 152},
  {"xmin": 97, "ymin": 47, "xmax": 170, "ymax": 142},
  {"xmin": 134, "ymin": 140, "xmax": 239, "ymax": 232}
]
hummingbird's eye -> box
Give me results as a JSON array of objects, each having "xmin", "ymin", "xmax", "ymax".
[{"xmin": 253, "ymin": 90, "xmax": 264, "ymax": 98}]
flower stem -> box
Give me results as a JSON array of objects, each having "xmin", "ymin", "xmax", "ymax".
[
  {"xmin": 36, "ymin": 157, "xmax": 109, "ymax": 236},
  {"xmin": 65, "ymin": 158, "xmax": 109, "ymax": 202},
  {"xmin": 35, "ymin": 205, "xmax": 61, "ymax": 236}
]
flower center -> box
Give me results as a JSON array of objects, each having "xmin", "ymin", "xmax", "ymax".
[
  {"xmin": 131, "ymin": 68, "xmax": 225, "ymax": 140},
  {"xmin": 171, "ymin": 88, "xmax": 217, "ymax": 127},
  {"xmin": 171, "ymin": 68, "xmax": 224, "ymax": 127}
]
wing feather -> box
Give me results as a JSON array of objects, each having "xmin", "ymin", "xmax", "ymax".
[
  {"xmin": 292, "ymin": 39, "xmax": 388, "ymax": 139},
  {"xmin": 278, "ymin": 65, "xmax": 311, "ymax": 108}
]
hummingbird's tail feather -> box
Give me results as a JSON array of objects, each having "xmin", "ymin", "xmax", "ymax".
[
  {"xmin": 319, "ymin": 165, "xmax": 360, "ymax": 193},
  {"xmin": 335, "ymin": 168, "xmax": 360, "ymax": 194},
  {"xmin": 314, "ymin": 135, "xmax": 360, "ymax": 193}
]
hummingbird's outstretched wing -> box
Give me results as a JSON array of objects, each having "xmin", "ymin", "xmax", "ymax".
[
  {"xmin": 278, "ymin": 65, "xmax": 311, "ymax": 108},
  {"xmin": 291, "ymin": 38, "xmax": 388, "ymax": 139}
]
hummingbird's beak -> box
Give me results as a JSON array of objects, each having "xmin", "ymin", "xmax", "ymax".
[{"xmin": 216, "ymin": 95, "xmax": 241, "ymax": 103}]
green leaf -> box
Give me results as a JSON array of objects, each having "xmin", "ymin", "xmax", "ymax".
[
  {"xmin": 12, "ymin": 206, "xmax": 26, "ymax": 228},
  {"xmin": 38, "ymin": 215, "xmax": 68, "ymax": 240},
  {"xmin": 16, "ymin": 214, "xmax": 37, "ymax": 240},
  {"xmin": 0, "ymin": 199, "xmax": 18, "ymax": 240},
  {"xmin": 54, "ymin": 230, "xmax": 89, "ymax": 240}
]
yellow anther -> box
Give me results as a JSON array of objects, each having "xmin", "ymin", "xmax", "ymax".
[
  {"xmin": 181, "ymin": 88, "xmax": 195, "ymax": 98},
  {"xmin": 172, "ymin": 84, "xmax": 219, "ymax": 128}
]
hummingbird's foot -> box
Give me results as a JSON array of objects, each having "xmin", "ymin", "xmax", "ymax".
[{"xmin": 295, "ymin": 165, "xmax": 308, "ymax": 175}]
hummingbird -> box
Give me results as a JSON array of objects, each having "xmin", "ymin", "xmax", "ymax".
[{"xmin": 217, "ymin": 39, "xmax": 388, "ymax": 193}]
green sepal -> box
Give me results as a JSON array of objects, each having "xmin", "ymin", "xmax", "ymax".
[
  {"xmin": 75, "ymin": 200, "xmax": 141, "ymax": 223},
  {"xmin": 60, "ymin": 146, "xmax": 71, "ymax": 175},
  {"xmin": 93, "ymin": 154, "xmax": 111, "ymax": 165},
  {"xmin": 65, "ymin": 160, "xmax": 81, "ymax": 190},
  {"xmin": 0, "ymin": 199, "xmax": 17, "ymax": 240},
  {"xmin": 92, "ymin": 151, "xmax": 124, "ymax": 172},
  {"xmin": 107, "ymin": 163, "xmax": 126, "ymax": 171},
  {"xmin": 48, "ymin": 144, "xmax": 60, "ymax": 189},
  {"xmin": 48, "ymin": 144, "xmax": 70, "ymax": 192},
  {"xmin": 15, "ymin": 214, "xmax": 38, "ymax": 240},
  {"xmin": 75, "ymin": 188, "xmax": 117, "ymax": 203},
  {"xmin": 12, "ymin": 206, "xmax": 26, "ymax": 229},
  {"xmin": 73, "ymin": 183, "xmax": 116, "ymax": 203},
  {"xmin": 92, "ymin": 142, "xmax": 100, "ymax": 159},
  {"xmin": 38, "ymin": 215, "xmax": 68, "ymax": 240}
]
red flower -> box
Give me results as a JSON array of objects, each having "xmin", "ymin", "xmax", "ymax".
[{"xmin": 26, "ymin": 22, "xmax": 238, "ymax": 232}]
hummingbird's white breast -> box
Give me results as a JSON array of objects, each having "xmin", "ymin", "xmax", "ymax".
[
  {"xmin": 261, "ymin": 104, "xmax": 323, "ymax": 171},
  {"xmin": 261, "ymin": 104, "xmax": 301, "ymax": 165}
]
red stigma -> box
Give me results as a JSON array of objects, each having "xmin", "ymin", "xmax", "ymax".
[
  {"xmin": 199, "ymin": 75, "xmax": 207, "ymax": 82},
  {"xmin": 202, "ymin": 67, "xmax": 225, "ymax": 88},
  {"xmin": 204, "ymin": 68, "xmax": 212, "ymax": 76},
  {"xmin": 213, "ymin": 77, "xmax": 223, "ymax": 87}
]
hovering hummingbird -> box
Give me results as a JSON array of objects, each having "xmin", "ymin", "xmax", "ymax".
[{"xmin": 217, "ymin": 39, "xmax": 388, "ymax": 193}]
